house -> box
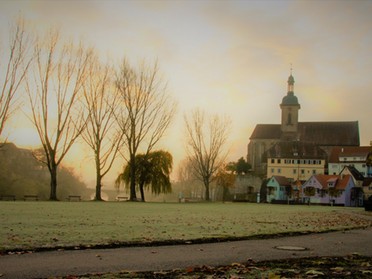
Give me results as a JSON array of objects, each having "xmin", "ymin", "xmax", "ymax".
[
  {"xmin": 328, "ymin": 146, "xmax": 371, "ymax": 177},
  {"xmin": 302, "ymin": 174, "xmax": 358, "ymax": 206},
  {"xmin": 264, "ymin": 141, "xmax": 327, "ymax": 181},
  {"xmin": 266, "ymin": 175, "xmax": 291, "ymax": 203},
  {"xmin": 339, "ymin": 166, "xmax": 364, "ymax": 187},
  {"xmin": 339, "ymin": 166, "xmax": 364, "ymax": 206},
  {"xmin": 247, "ymin": 72, "xmax": 359, "ymax": 175}
]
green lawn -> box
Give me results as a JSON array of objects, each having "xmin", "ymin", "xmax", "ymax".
[{"xmin": 1, "ymin": 201, "xmax": 371, "ymax": 252}]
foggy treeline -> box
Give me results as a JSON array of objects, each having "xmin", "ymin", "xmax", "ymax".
[{"xmin": 0, "ymin": 143, "xmax": 88, "ymax": 200}]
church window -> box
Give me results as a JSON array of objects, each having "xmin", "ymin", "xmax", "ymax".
[{"xmin": 287, "ymin": 113, "xmax": 292, "ymax": 125}]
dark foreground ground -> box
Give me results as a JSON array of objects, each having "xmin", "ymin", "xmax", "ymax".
[
  {"xmin": 1, "ymin": 227, "xmax": 372, "ymax": 279},
  {"xmin": 72, "ymin": 254, "xmax": 372, "ymax": 278}
]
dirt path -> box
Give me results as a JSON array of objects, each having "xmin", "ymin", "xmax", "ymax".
[{"xmin": 1, "ymin": 227, "xmax": 372, "ymax": 279}]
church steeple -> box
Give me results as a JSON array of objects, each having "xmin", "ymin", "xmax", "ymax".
[
  {"xmin": 280, "ymin": 68, "xmax": 301, "ymax": 140},
  {"xmin": 287, "ymin": 67, "xmax": 294, "ymax": 93}
]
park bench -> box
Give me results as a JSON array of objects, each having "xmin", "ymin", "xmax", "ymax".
[
  {"xmin": 184, "ymin": 197, "xmax": 203, "ymax": 203},
  {"xmin": 67, "ymin": 195, "xmax": 81, "ymax": 201},
  {"xmin": 116, "ymin": 196, "xmax": 129, "ymax": 201},
  {"xmin": 0, "ymin": 195, "xmax": 16, "ymax": 201},
  {"xmin": 24, "ymin": 195, "xmax": 38, "ymax": 201}
]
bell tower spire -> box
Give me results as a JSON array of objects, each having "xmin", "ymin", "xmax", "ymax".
[
  {"xmin": 287, "ymin": 64, "xmax": 294, "ymax": 93},
  {"xmin": 280, "ymin": 66, "xmax": 300, "ymax": 140}
]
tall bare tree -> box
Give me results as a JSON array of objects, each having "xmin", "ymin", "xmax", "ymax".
[
  {"xmin": 27, "ymin": 31, "xmax": 91, "ymax": 200},
  {"xmin": 82, "ymin": 56, "xmax": 123, "ymax": 201},
  {"xmin": 116, "ymin": 60, "xmax": 177, "ymax": 201},
  {"xmin": 0, "ymin": 18, "xmax": 32, "ymax": 140},
  {"xmin": 184, "ymin": 109, "xmax": 231, "ymax": 201}
]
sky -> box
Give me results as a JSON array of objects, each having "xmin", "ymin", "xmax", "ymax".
[{"xmin": 1, "ymin": 0, "xmax": 372, "ymax": 187}]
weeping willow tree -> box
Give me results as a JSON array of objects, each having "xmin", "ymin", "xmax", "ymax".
[{"xmin": 115, "ymin": 150, "xmax": 173, "ymax": 201}]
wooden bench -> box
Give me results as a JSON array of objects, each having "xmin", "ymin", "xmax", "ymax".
[
  {"xmin": 24, "ymin": 195, "xmax": 38, "ymax": 201},
  {"xmin": 67, "ymin": 195, "xmax": 81, "ymax": 201},
  {"xmin": 116, "ymin": 196, "xmax": 129, "ymax": 201},
  {"xmin": 184, "ymin": 197, "xmax": 203, "ymax": 203},
  {"xmin": 0, "ymin": 195, "xmax": 16, "ymax": 201}
]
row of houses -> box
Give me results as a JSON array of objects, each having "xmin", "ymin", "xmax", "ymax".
[
  {"xmin": 236, "ymin": 144, "xmax": 372, "ymax": 206},
  {"xmin": 267, "ymin": 166, "xmax": 372, "ymax": 206}
]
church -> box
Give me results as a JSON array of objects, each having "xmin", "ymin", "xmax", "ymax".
[{"xmin": 247, "ymin": 72, "xmax": 360, "ymax": 176}]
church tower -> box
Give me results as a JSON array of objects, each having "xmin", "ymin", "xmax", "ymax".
[{"xmin": 280, "ymin": 70, "xmax": 300, "ymax": 140}]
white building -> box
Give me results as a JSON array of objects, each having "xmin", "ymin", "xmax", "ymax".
[{"xmin": 328, "ymin": 146, "xmax": 371, "ymax": 177}]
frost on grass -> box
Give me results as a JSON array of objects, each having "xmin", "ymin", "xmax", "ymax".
[{"xmin": 0, "ymin": 202, "xmax": 371, "ymax": 252}]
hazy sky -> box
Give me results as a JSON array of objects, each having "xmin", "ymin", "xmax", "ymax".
[{"xmin": 1, "ymin": 0, "xmax": 372, "ymax": 186}]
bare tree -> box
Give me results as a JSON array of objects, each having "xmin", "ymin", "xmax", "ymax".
[
  {"xmin": 81, "ymin": 56, "xmax": 123, "ymax": 201},
  {"xmin": 27, "ymin": 31, "xmax": 91, "ymax": 200},
  {"xmin": 0, "ymin": 18, "xmax": 32, "ymax": 140},
  {"xmin": 115, "ymin": 60, "xmax": 177, "ymax": 201},
  {"xmin": 184, "ymin": 109, "xmax": 231, "ymax": 201}
]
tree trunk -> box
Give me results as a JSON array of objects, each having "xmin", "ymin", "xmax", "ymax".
[
  {"xmin": 129, "ymin": 154, "xmax": 137, "ymax": 201},
  {"xmin": 94, "ymin": 175, "xmax": 103, "ymax": 201},
  {"xmin": 222, "ymin": 186, "xmax": 229, "ymax": 202},
  {"xmin": 49, "ymin": 164, "xmax": 58, "ymax": 201},
  {"xmin": 139, "ymin": 182, "xmax": 146, "ymax": 202},
  {"xmin": 94, "ymin": 157, "xmax": 103, "ymax": 201},
  {"xmin": 204, "ymin": 181, "xmax": 210, "ymax": 201}
]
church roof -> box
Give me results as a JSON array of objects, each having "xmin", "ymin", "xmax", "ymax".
[
  {"xmin": 297, "ymin": 121, "xmax": 360, "ymax": 146},
  {"xmin": 249, "ymin": 124, "xmax": 282, "ymax": 140},
  {"xmin": 250, "ymin": 121, "xmax": 359, "ymax": 146},
  {"xmin": 264, "ymin": 141, "xmax": 327, "ymax": 159}
]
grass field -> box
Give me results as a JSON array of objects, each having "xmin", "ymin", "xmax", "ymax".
[{"xmin": 1, "ymin": 201, "xmax": 371, "ymax": 252}]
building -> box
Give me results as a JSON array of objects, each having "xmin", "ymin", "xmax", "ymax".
[
  {"xmin": 339, "ymin": 165, "xmax": 365, "ymax": 187},
  {"xmin": 264, "ymin": 141, "xmax": 327, "ymax": 181},
  {"xmin": 266, "ymin": 175, "xmax": 291, "ymax": 203},
  {"xmin": 328, "ymin": 146, "xmax": 372, "ymax": 177},
  {"xmin": 302, "ymin": 174, "xmax": 360, "ymax": 206},
  {"xmin": 247, "ymin": 72, "xmax": 360, "ymax": 175}
]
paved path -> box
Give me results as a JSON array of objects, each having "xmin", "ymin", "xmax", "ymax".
[{"xmin": 1, "ymin": 227, "xmax": 372, "ymax": 279}]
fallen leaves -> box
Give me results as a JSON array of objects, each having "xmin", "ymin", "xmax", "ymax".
[{"xmin": 114, "ymin": 254, "xmax": 371, "ymax": 279}]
